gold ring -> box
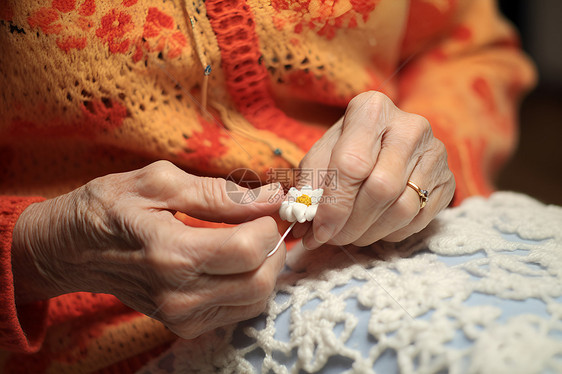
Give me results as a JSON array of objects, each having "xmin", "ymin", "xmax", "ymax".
[{"xmin": 407, "ymin": 180, "xmax": 429, "ymax": 209}]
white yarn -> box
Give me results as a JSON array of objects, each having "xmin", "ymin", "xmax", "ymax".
[{"xmin": 137, "ymin": 192, "xmax": 562, "ymax": 373}]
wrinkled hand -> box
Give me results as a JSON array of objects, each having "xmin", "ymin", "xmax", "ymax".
[
  {"xmin": 11, "ymin": 161, "xmax": 285, "ymax": 339},
  {"xmin": 297, "ymin": 91, "xmax": 455, "ymax": 248}
]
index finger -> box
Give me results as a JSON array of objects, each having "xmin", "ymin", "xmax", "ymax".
[
  {"xmin": 306, "ymin": 92, "xmax": 392, "ymax": 247},
  {"xmin": 132, "ymin": 161, "xmax": 283, "ymax": 223}
]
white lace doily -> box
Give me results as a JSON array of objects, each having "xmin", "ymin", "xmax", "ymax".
[{"xmin": 137, "ymin": 192, "xmax": 562, "ymax": 374}]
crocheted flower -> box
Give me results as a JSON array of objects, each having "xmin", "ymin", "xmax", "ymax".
[
  {"xmin": 133, "ymin": 7, "xmax": 188, "ymax": 62},
  {"xmin": 26, "ymin": 0, "xmax": 96, "ymax": 53},
  {"xmin": 95, "ymin": 9, "xmax": 134, "ymax": 54},
  {"xmin": 279, "ymin": 186, "xmax": 323, "ymax": 223},
  {"xmin": 271, "ymin": 0, "xmax": 379, "ymax": 39}
]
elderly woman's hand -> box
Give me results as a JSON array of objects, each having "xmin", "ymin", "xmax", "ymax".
[
  {"xmin": 11, "ymin": 160, "xmax": 285, "ymax": 339},
  {"xmin": 298, "ymin": 91, "xmax": 455, "ymax": 248}
]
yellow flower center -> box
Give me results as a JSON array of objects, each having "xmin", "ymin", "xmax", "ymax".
[{"xmin": 296, "ymin": 194, "xmax": 312, "ymax": 206}]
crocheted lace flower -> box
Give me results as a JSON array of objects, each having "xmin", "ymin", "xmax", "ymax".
[{"xmin": 279, "ymin": 186, "xmax": 323, "ymax": 223}]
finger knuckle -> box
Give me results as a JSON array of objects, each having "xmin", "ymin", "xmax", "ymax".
[
  {"xmin": 173, "ymin": 321, "xmax": 208, "ymax": 340},
  {"xmin": 145, "ymin": 160, "xmax": 177, "ymax": 178},
  {"xmin": 137, "ymin": 161, "xmax": 180, "ymax": 196},
  {"xmin": 197, "ymin": 176, "xmax": 230, "ymax": 211},
  {"xmin": 348, "ymin": 91, "xmax": 389, "ymax": 111},
  {"xmin": 332, "ymin": 225, "xmax": 358, "ymax": 246},
  {"xmin": 167, "ymin": 310, "xmax": 211, "ymax": 340},
  {"xmin": 215, "ymin": 178, "xmax": 236, "ymax": 208},
  {"xmin": 261, "ymin": 216, "xmax": 282, "ymax": 246},
  {"xmin": 232, "ymin": 233, "xmax": 264, "ymax": 270},
  {"xmin": 401, "ymin": 114, "xmax": 432, "ymax": 144},
  {"xmin": 157, "ymin": 298, "xmax": 188, "ymax": 325},
  {"xmin": 387, "ymin": 220, "xmax": 429, "ymax": 243},
  {"xmin": 384, "ymin": 231, "xmax": 411, "ymax": 243},
  {"xmin": 365, "ymin": 91, "xmax": 392, "ymax": 107},
  {"xmin": 347, "ymin": 91, "xmax": 393, "ymax": 126},
  {"xmin": 364, "ymin": 171, "xmax": 403, "ymax": 203},
  {"xmin": 347, "ymin": 92, "xmax": 368, "ymax": 111},
  {"xmin": 247, "ymin": 299, "xmax": 269, "ymax": 319},
  {"xmin": 250, "ymin": 273, "xmax": 276, "ymax": 301},
  {"xmin": 353, "ymin": 236, "xmax": 374, "ymax": 247},
  {"xmin": 335, "ymin": 151, "xmax": 373, "ymax": 182},
  {"xmin": 448, "ymin": 171, "xmax": 456, "ymax": 190},
  {"xmin": 437, "ymin": 142, "xmax": 454, "ymax": 179},
  {"xmin": 157, "ymin": 290, "xmax": 205, "ymax": 326},
  {"xmin": 414, "ymin": 114, "xmax": 432, "ymax": 133},
  {"xmin": 434, "ymin": 138, "xmax": 447, "ymax": 156},
  {"xmin": 209, "ymin": 176, "xmax": 228, "ymax": 198},
  {"xmin": 393, "ymin": 194, "xmax": 419, "ymax": 224}
]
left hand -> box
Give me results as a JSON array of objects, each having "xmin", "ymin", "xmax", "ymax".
[{"xmin": 297, "ymin": 91, "xmax": 455, "ymax": 249}]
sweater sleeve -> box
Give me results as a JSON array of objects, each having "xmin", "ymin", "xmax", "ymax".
[
  {"xmin": 0, "ymin": 196, "xmax": 49, "ymax": 353},
  {"xmin": 397, "ymin": 0, "xmax": 537, "ymax": 205}
]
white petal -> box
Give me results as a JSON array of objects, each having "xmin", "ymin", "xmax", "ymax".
[
  {"xmin": 309, "ymin": 188, "xmax": 324, "ymax": 201},
  {"xmin": 279, "ymin": 201, "xmax": 290, "ymax": 221},
  {"xmin": 288, "ymin": 187, "xmax": 299, "ymax": 199},
  {"xmin": 301, "ymin": 185, "xmax": 313, "ymax": 193},
  {"xmin": 292, "ymin": 203, "xmax": 307, "ymax": 223},
  {"xmin": 305, "ymin": 204, "xmax": 318, "ymax": 221},
  {"xmin": 285, "ymin": 204, "xmax": 296, "ymax": 222}
]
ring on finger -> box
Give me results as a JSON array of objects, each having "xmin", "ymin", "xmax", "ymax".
[{"xmin": 406, "ymin": 180, "xmax": 429, "ymax": 209}]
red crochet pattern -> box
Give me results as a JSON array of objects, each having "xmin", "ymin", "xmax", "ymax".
[{"xmin": 206, "ymin": 0, "xmax": 326, "ymax": 152}]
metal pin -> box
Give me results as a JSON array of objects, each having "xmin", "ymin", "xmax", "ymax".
[
  {"xmin": 202, "ymin": 64, "xmax": 211, "ymax": 113},
  {"xmin": 267, "ymin": 221, "xmax": 297, "ymax": 258}
]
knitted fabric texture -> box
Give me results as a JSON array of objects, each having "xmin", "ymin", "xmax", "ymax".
[
  {"xmin": 0, "ymin": 197, "xmax": 48, "ymax": 353},
  {"xmin": 0, "ymin": 0, "xmax": 535, "ymax": 200},
  {"xmin": 136, "ymin": 192, "xmax": 562, "ymax": 373},
  {"xmin": 0, "ymin": 0, "xmax": 536, "ymax": 372}
]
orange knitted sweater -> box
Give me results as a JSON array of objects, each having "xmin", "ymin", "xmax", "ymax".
[{"xmin": 0, "ymin": 0, "xmax": 535, "ymax": 372}]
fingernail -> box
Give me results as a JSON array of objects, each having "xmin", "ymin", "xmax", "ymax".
[
  {"xmin": 302, "ymin": 236, "xmax": 322, "ymax": 250},
  {"xmin": 301, "ymin": 239, "xmax": 312, "ymax": 251},
  {"xmin": 314, "ymin": 224, "xmax": 334, "ymax": 244}
]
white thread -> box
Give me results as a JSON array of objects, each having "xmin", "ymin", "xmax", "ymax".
[{"xmin": 268, "ymin": 221, "xmax": 297, "ymax": 258}]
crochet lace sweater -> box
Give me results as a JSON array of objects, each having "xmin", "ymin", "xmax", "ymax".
[{"xmin": 0, "ymin": 0, "xmax": 535, "ymax": 372}]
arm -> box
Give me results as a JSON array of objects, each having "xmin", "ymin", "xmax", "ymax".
[{"xmin": 397, "ymin": 0, "xmax": 536, "ymax": 204}]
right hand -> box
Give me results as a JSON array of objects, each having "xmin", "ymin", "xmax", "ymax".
[{"xmin": 11, "ymin": 160, "xmax": 285, "ymax": 339}]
